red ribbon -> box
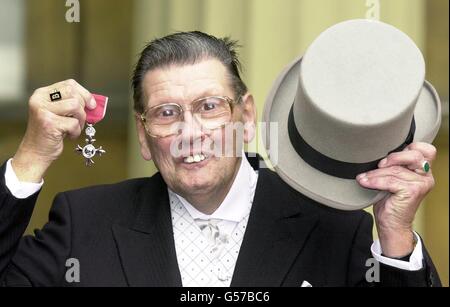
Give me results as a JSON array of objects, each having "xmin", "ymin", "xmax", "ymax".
[{"xmin": 86, "ymin": 94, "xmax": 108, "ymax": 125}]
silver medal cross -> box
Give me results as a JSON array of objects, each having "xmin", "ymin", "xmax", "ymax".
[{"xmin": 76, "ymin": 124, "xmax": 106, "ymax": 166}]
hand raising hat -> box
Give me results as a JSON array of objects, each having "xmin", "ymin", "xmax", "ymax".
[{"xmin": 263, "ymin": 19, "xmax": 442, "ymax": 210}]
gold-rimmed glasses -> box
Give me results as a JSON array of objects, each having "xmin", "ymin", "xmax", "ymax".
[{"xmin": 140, "ymin": 96, "xmax": 241, "ymax": 138}]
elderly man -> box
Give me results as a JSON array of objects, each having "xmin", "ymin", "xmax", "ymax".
[{"xmin": 0, "ymin": 31, "xmax": 441, "ymax": 287}]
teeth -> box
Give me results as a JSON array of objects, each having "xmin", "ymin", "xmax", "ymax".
[
  {"xmin": 183, "ymin": 154, "xmax": 207, "ymax": 164},
  {"xmin": 194, "ymin": 154, "xmax": 201, "ymax": 162}
]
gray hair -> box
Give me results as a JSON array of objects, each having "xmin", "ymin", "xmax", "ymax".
[{"xmin": 131, "ymin": 31, "xmax": 248, "ymax": 113}]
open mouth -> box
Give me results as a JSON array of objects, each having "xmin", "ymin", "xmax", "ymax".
[{"xmin": 182, "ymin": 153, "xmax": 208, "ymax": 164}]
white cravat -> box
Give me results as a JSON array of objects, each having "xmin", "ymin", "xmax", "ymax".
[
  {"xmin": 195, "ymin": 219, "xmax": 223, "ymax": 246},
  {"xmin": 169, "ymin": 154, "xmax": 258, "ymax": 287}
]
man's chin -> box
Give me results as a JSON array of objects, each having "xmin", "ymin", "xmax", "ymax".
[{"xmin": 179, "ymin": 177, "xmax": 215, "ymax": 192}]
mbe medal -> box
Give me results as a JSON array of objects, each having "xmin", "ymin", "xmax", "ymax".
[
  {"xmin": 75, "ymin": 94, "xmax": 108, "ymax": 166},
  {"xmin": 76, "ymin": 124, "xmax": 106, "ymax": 166}
]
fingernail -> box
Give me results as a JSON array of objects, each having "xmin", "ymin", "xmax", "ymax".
[
  {"xmin": 379, "ymin": 158, "xmax": 387, "ymax": 167},
  {"xmin": 360, "ymin": 177, "xmax": 369, "ymax": 183},
  {"xmin": 357, "ymin": 173, "xmax": 367, "ymax": 180},
  {"xmin": 89, "ymin": 97, "xmax": 97, "ymax": 109}
]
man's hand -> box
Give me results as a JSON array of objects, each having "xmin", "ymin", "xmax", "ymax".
[
  {"xmin": 12, "ymin": 79, "xmax": 97, "ymax": 183},
  {"xmin": 356, "ymin": 142, "xmax": 437, "ymax": 258}
]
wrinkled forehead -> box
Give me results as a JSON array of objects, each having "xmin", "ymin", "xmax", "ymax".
[{"xmin": 142, "ymin": 59, "xmax": 234, "ymax": 108}]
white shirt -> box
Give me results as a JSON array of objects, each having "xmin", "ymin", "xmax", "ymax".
[
  {"xmin": 169, "ymin": 154, "xmax": 258, "ymax": 286},
  {"xmin": 171, "ymin": 154, "xmax": 258, "ymax": 238},
  {"xmin": 4, "ymin": 157, "xmax": 425, "ymax": 276},
  {"xmin": 5, "ymin": 159, "xmax": 43, "ymax": 199}
]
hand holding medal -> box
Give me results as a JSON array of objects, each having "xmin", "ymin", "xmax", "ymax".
[
  {"xmin": 52, "ymin": 90, "xmax": 108, "ymax": 166},
  {"xmin": 12, "ymin": 79, "xmax": 107, "ymax": 183}
]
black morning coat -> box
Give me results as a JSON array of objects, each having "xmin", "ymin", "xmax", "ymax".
[{"xmin": 0, "ymin": 156, "xmax": 440, "ymax": 287}]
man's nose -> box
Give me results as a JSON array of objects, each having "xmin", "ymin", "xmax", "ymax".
[{"xmin": 179, "ymin": 111, "xmax": 204, "ymax": 143}]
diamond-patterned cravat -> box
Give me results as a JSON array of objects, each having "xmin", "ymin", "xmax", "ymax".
[
  {"xmin": 196, "ymin": 219, "xmax": 225, "ymax": 243},
  {"xmin": 170, "ymin": 195, "xmax": 250, "ymax": 287},
  {"xmin": 195, "ymin": 218, "xmax": 229, "ymax": 259}
]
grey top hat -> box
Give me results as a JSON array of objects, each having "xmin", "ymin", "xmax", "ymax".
[{"xmin": 263, "ymin": 19, "xmax": 442, "ymax": 210}]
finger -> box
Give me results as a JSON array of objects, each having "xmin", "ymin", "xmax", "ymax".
[
  {"xmin": 358, "ymin": 172, "xmax": 434, "ymax": 198},
  {"xmin": 378, "ymin": 149, "xmax": 426, "ymax": 170},
  {"xmin": 357, "ymin": 173, "xmax": 412, "ymax": 194},
  {"xmin": 357, "ymin": 165, "xmax": 425, "ymax": 182},
  {"xmin": 43, "ymin": 79, "xmax": 96, "ymax": 109},
  {"xmin": 36, "ymin": 83, "xmax": 84, "ymax": 108},
  {"xmin": 46, "ymin": 98, "xmax": 86, "ymax": 129},
  {"xmin": 56, "ymin": 116, "xmax": 82, "ymax": 140},
  {"xmin": 34, "ymin": 84, "xmax": 71, "ymax": 102},
  {"xmin": 64, "ymin": 79, "xmax": 96, "ymax": 109},
  {"xmin": 48, "ymin": 85, "xmax": 87, "ymax": 110},
  {"xmin": 406, "ymin": 142, "xmax": 437, "ymax": 162}
]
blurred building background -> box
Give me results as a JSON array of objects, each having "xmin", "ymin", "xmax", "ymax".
[{"xmin": 0, "ymin": 0, "xmax": 448, "ymax": 286}]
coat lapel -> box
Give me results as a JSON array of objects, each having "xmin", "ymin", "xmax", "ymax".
[
  {"xmin": 112, "ymin": 174, "xmax": 182, "ymax": 287},
  {"xmin": 231, "ymin": 169, "xmax": 319, "ymax": 286},
  {"xmin": 111, "ymin": 156, "xmax": 319, "ymax": 287}
]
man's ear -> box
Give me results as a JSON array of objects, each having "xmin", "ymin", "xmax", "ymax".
[
  {"xmin": 135, "ymin": 114, "xmax": 152, "ymax": 161},
  {"xmin": 240, "ymin": 93, "xmax": 257, "ymax": 144}
]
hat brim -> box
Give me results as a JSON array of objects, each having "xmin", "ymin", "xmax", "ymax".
[{"xmin": 263, "ymin": 55, "xmax": 442, "ymax": 210}]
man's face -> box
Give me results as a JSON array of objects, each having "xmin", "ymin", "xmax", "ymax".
[{"xmin": 136, "ymin": 59, "xmax": 255, "ymax": 202}]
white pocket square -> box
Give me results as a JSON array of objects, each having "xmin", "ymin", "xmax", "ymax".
[{"xmin": 301, "ymin": 280, "xmax": 312, "ymax": 287}]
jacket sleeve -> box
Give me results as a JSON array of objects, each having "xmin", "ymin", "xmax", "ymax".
[
  {"xmin": 0, "ymin": 162, "xmax": 72, "ymax": 286},
  {"xmin": 347, "ymin": 212, "xmax": 441, "ymax": 287}
]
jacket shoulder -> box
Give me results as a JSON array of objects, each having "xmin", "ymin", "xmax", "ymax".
[
  {"xmin": 59, "ymin": 173, "xmax": 165, "ymax": 224},
  {"xmin": 259, "ymin": 168, "xmax": 372, "ymax": 226}
]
